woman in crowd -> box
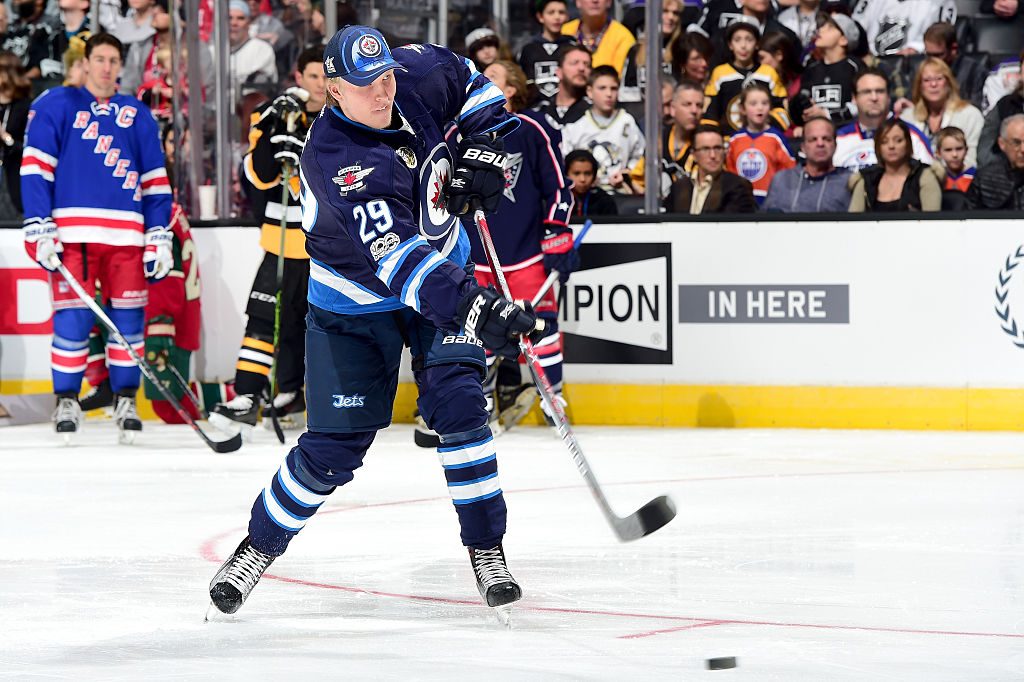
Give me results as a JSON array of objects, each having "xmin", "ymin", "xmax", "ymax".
[
  {"xmin": 759, "ymin": 31, "xmax": 802, "ymax": 101},
  {"xmin": 899, "ymin": 57, "xmax": 983, "ymax": 167},
  {"xmin": 0, "ymin": 50, "xmax": 31, "ymax": 215},
  {"xmin": 670, "ymin": 31, "xmax": 713, "ymax": 87},
  {"xmin": 849, "ymin": 119, "xmax": 943, "ymax": 212},
  {"xmin": 620, "ymin": 0, "xmax": 685, "ymax": 103}
]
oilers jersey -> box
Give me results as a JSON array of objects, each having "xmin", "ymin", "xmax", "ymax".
[
  {"xmin": 21, "ymin": 86, "xmax": 171, "ymax": 246},
  {"xmin": 298, "ymin": 44, "xmax": 518, "ymax": 329},
  {"xmin": 462, "ymin": 112, "xmax": 573, "ymax": 272}
]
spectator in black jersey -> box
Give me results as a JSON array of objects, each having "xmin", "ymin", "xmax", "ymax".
[
  {"xmin": 0, "ymin": 50, "xmax": 29, "ymax": 216},
  {"xmin": 689, "ymin": 0, "xmax": 800, "ymax": 69},
  {"xmin": 922, "ymin": 22, "xmax": 987, "ymax": 111},
  {"xmin": 791, "ymin": 12, "xmax": 862, "ymax": 130},
  {"xmin": 666, "ymin": 125, "xmax": 758, "ymax": 214},
  {"xmin": 566, "ymin": 149, "xmax": 618, "ymax": 217},
  {"xmin": 848, "ymin": 119, "xmax": 943, "ymax": 212},
  {"xmin": 670, "ymin": 31, "xmax": 713, "ymax": 87},
  {"xmin": 762, "ymin": 116, "xmax": 853, "ymax": 212},
  {"xmin": 2, "ymin": 0, "xmax": 48, "ymax": 79},
  {"xmin": 518, "ymin": 0, "xmax": 576, "ymax": 106},
  {"xmin": 532, "ymin": 43, "xmax": 592, "ymax": 131},
  {"xmin": 967, "ymin": 114, "xmax": 1024, "ymax": 210}
]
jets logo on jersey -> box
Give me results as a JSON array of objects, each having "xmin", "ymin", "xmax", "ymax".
[
  {"xmin": 503, "ymin": 152, "xmax": 523, "ymax": 202},
  {"xmin": 736, "ymin": 148, "xmax": 768, "ymax": 182},
  {"xmin": 419, "ymin": 143, "xmax": 458, "ymax": 241},
  {"xmin": 333, "ymin": 164, "xmax": 374, "ymax": 196}
]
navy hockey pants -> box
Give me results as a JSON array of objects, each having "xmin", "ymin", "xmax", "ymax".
[{"xmin": 247, "ymin": 304, "xmax": 507, "ymax": 555}]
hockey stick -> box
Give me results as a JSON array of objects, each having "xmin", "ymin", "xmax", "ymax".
[
  {"xmin": 53, "ymin": 261, "xmax": 243, "ymax": 453},
  {"xmin": 473, "ymin": 210, "xmax": 676, "ymax": 542},
  {"xmin": 265, "ymin": 161, "xmax": 290, "ymax": 444},
  {"xmin": 166, "ymin": 362, "xmax": 203, "ymax": 415},
  {"xmin": 530, "ymin": 219, "xmax": 593, "ymax": 308}
]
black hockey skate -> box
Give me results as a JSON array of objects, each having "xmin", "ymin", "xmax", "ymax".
[
  {"xmin": 113, "ymin": 391, "xmax": 142, "ymax": 444},
  {"xmin": 469, "ymin": 544, "xmax": 522, "ymax": 609},
  {"xmin": 209, "ymin": 394, "xmax": 260, "ymax": 440},
  {"xmin": 413, "ymin": 409, "xmax": 442, "ymax": 448},
  {"xmin": 261, "ymin": 390, "xmax": 306, "ymax": 430},
  {"xmin": 53, "ymin": 393, "xmax": 82, "ymax": 444},
  {"xmin": 497, "ymin": 384, "xmax": 537, "ymax": 430},
  {"xmin": 79, "ymin": 377, "xmax": 113, "ymax": 411},
  {"xmin": 208, "ymin": 536, "xmax": 275, "ymax": 616}
]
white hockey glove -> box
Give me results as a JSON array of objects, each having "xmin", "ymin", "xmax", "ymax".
[
  {"xmin": 143, "ymin": 226, "xmax": 174, "ymax": 281},
  {"xmin": 24, "ymin": 218, "xmax": 63, "ymax": 271}
]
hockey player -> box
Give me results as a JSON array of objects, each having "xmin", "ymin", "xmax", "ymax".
[
  {"xmin": 209, "ymin": 46, "xmax": 326, "ymax": 438},
  {"xmin": 81, "ymin": 201, "xmax": 204, "ymax": 424},
  {"xmin": 476, "ymin": 60, "xmax": 575, "ymax": 430},
  {"xmin": 208, "ymin": 27, "xmax": 540, "ymax": 619},
  {"xmin": 21, "ymin": 32, "xmax": 172, "ymax": 442}
]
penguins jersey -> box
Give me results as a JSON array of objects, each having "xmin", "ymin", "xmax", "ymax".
[
  {"xmin": 703, "ymin": 63, "xmax": 791, "ymax": 137},
  {"xmin": 560, "ymin": 108, "xmax": 645, "ymax": 190},
  {"xmin": 852, "ymin": 0, "xmax": 956, "ymax": 55},
  {"xmin": 298, "ymin": 43, "xmax": 518, "ymax": 329}
]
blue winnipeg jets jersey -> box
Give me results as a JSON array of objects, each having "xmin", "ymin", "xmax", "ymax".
[{"xmin": 299, "ymin": 44, "xmax": 518, "ymax": 329}]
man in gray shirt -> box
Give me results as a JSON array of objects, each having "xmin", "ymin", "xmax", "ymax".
[{"xmin": 762, "ymin": 116, "xmax": 852, "ymax": 213}]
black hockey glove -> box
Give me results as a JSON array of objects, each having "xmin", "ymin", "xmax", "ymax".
[
  {"xmin": 270, "ymin": 131, "xmax": 305, "ymax": 169},
  {"xmin": 457, "ymin": 285, "xmax": 543, "ymax": 358},
  {"xmin": 445, "ymin": 135, "xmax": 507, "ymax": 216},
  {"xmin": 540, "ymin": 223, "xmax": 579, "ymax": 283}
]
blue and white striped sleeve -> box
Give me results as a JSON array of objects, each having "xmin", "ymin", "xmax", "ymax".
[
  {"xmin": 454, "ymin": 56, "xmax": 519, "ymax": 139},
  {"xmin": 374, "ymin": 234, "xmax": 472, "ymax": 326}
]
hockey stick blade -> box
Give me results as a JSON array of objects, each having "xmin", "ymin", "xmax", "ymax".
[
  {"xmin": 612, "ymin": 495, "xmax": 677, "ymax": 541},
  {"xmin": 211, "ymin": 432, "xmax": 244, "ymax": 453}
]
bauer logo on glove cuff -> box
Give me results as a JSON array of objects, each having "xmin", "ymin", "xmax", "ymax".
[
  {"xmin": 463, "ymin": 293, "xmax": 486, "ymax": 342},
  {"xmin": 463, "ymin": 148, "xmax": 507, "ymax": 169}
]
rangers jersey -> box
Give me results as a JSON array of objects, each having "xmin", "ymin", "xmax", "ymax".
[
  {"xmin": 725, "ymin": 127, "xmax": 796, "ymax": 203},
  {"xmin": 833, "ymin": 119, "xmax": 934, "ymax": 170},
  {"xmin": 852, "ymin": 0, "xmax": 956, "ymax": 56},
  {"xmin": 22, "ymin": 86, "xmax": 171, "ymax": 247},
  {"xmin": 299, "ymin": 44, "xmax": 517, "ymax": 327},
  {"xmin": 465, "ymin": 112, "xmax": 573, "ymax": 272},
  {"xmin": 560, "ymin": 108, "xmax": 645, "ymax": 190}
]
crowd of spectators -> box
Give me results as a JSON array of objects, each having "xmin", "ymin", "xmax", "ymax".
[{"xmin": 0, "ymin": 0, "xmax": 1023, "ymax": 220}]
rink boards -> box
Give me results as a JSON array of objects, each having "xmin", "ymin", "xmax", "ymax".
[{"xmin": 4, "ymin": 217, "xmax": 1024, "ymax": 430}]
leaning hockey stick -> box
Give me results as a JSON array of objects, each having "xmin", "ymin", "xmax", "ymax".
[
  {"xmin": 53, "ymin": 261, "xmax": 243, "ymax": 453},
  {"xmin": 473, "ymin": 210, "xmax": 676, "ymax": 542},
  {"xmin": 265, "ymin": 160, "xmax": 291, "ymax": 444}
]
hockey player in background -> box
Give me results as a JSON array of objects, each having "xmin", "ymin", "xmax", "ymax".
[
  {"xmin": 21, "ymin": 32, "xmax": 172, "ymax": 443},
  {"xmin": 208, "ymin": 46, "xmax": 327, "ymax": 438},
  {"xmin": 473, "ymin": 60, "xmax": 575, "ymax": 430},
  {"xmin": 208, "ymin": 27, "xmax": 541, "ymax": 620}
]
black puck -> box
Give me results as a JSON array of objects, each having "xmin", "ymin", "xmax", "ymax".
[{"xmin": 706, "ymin": 657, "xmax": 737, "ymax": 670}]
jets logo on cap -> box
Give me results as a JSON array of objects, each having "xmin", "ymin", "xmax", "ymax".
[{"xmin": 358, "ymin": 35, "xmax": 382, "ymax": 58}]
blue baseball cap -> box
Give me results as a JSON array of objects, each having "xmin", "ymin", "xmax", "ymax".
[{"xmin": 323, "ymin": 25, "xmax": 406, "ymax": 86}]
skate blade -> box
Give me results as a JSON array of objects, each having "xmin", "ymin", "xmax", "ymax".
[
  {"xmin": 118, "ymin": 430, "xmax": 138, "ymax": 445},
  {"xmin": 61, "ymin": 432, "xmax": 74, "ymax": 446},
  {"xmin": 204, "ymin": 602, "xmax": 231, "ymax": 623},
  {"xmin": 493, "ymin": 604, "xmax": 513, "ymax": 629}
]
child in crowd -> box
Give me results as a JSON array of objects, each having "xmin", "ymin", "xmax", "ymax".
[
  {"xmin": 561, "ymin": 65, "xmax": 645, "ymax": 192},
  {"xmin": 702, "ymin": 21, "xmax": 790, "ymax": 138},
  {"xmin": 565, "ymin": 149, "xmax": 618, "ymax": 217},
  {"xmin": 465, "ymin": 27, "xmax": 509, "ymax": 72},
  {"xmin": 795, "ymin": 12, "xmax": 863, "ymax": 129},
  {"xmin": 517, "ymin": 0, "xmax": 575, "ymax": 105},
  {"xmin": 935, "ymin": 126, "xmax": 975, "ymax": 192},
  {"xmin": 726, "ymin": 83, "xmax": 796, "ymax": 205}
]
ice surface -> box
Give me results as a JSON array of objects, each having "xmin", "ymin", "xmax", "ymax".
[{"xmin": 1, "ymin": 421, "xmax": 1023, "ymax": 680}]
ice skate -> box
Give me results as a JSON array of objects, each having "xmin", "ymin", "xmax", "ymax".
[
  {"xmin": 79, "ymin": 377, "xmax": 113, "ymax": 412},
  {"xmin": 540, "ymin": 391, "xmax": 568, "ymax": 429},
  {"xmin": 113, "ymin": 391, "xmax": 142, "ymax": 444},
  {"xmin": 209, "ymin": 394, "xmax": 260, "ymax": 441},
  {"xmin": 469, "ymin": 543, "xmax": 521, "ymax": 626},
  {"xmin": 498, "ymin": 384, "xmax": 537, "ymax": 430},
  {"xmin": 53, "ymin": 393, "xmax": 82, "ymax": 445},
  {"xmin": 261, "ymin": 390, "xmax": 306, "ymax": 430},
  {"xmin": 207, "ymin": 536, "xmax": 275, "ymax": 617}
]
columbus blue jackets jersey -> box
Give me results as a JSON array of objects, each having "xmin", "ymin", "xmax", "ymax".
[
  {"xmin": 298, "ymin": 44, "xmax": 518, "ymax": 329},
  {"xmin": 21, "ymin": 86, "xmax": 171, "ymax": 246},
  {"xmin": 464, "ymin": 113, "xmax": 573, "ymax": 272}
]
